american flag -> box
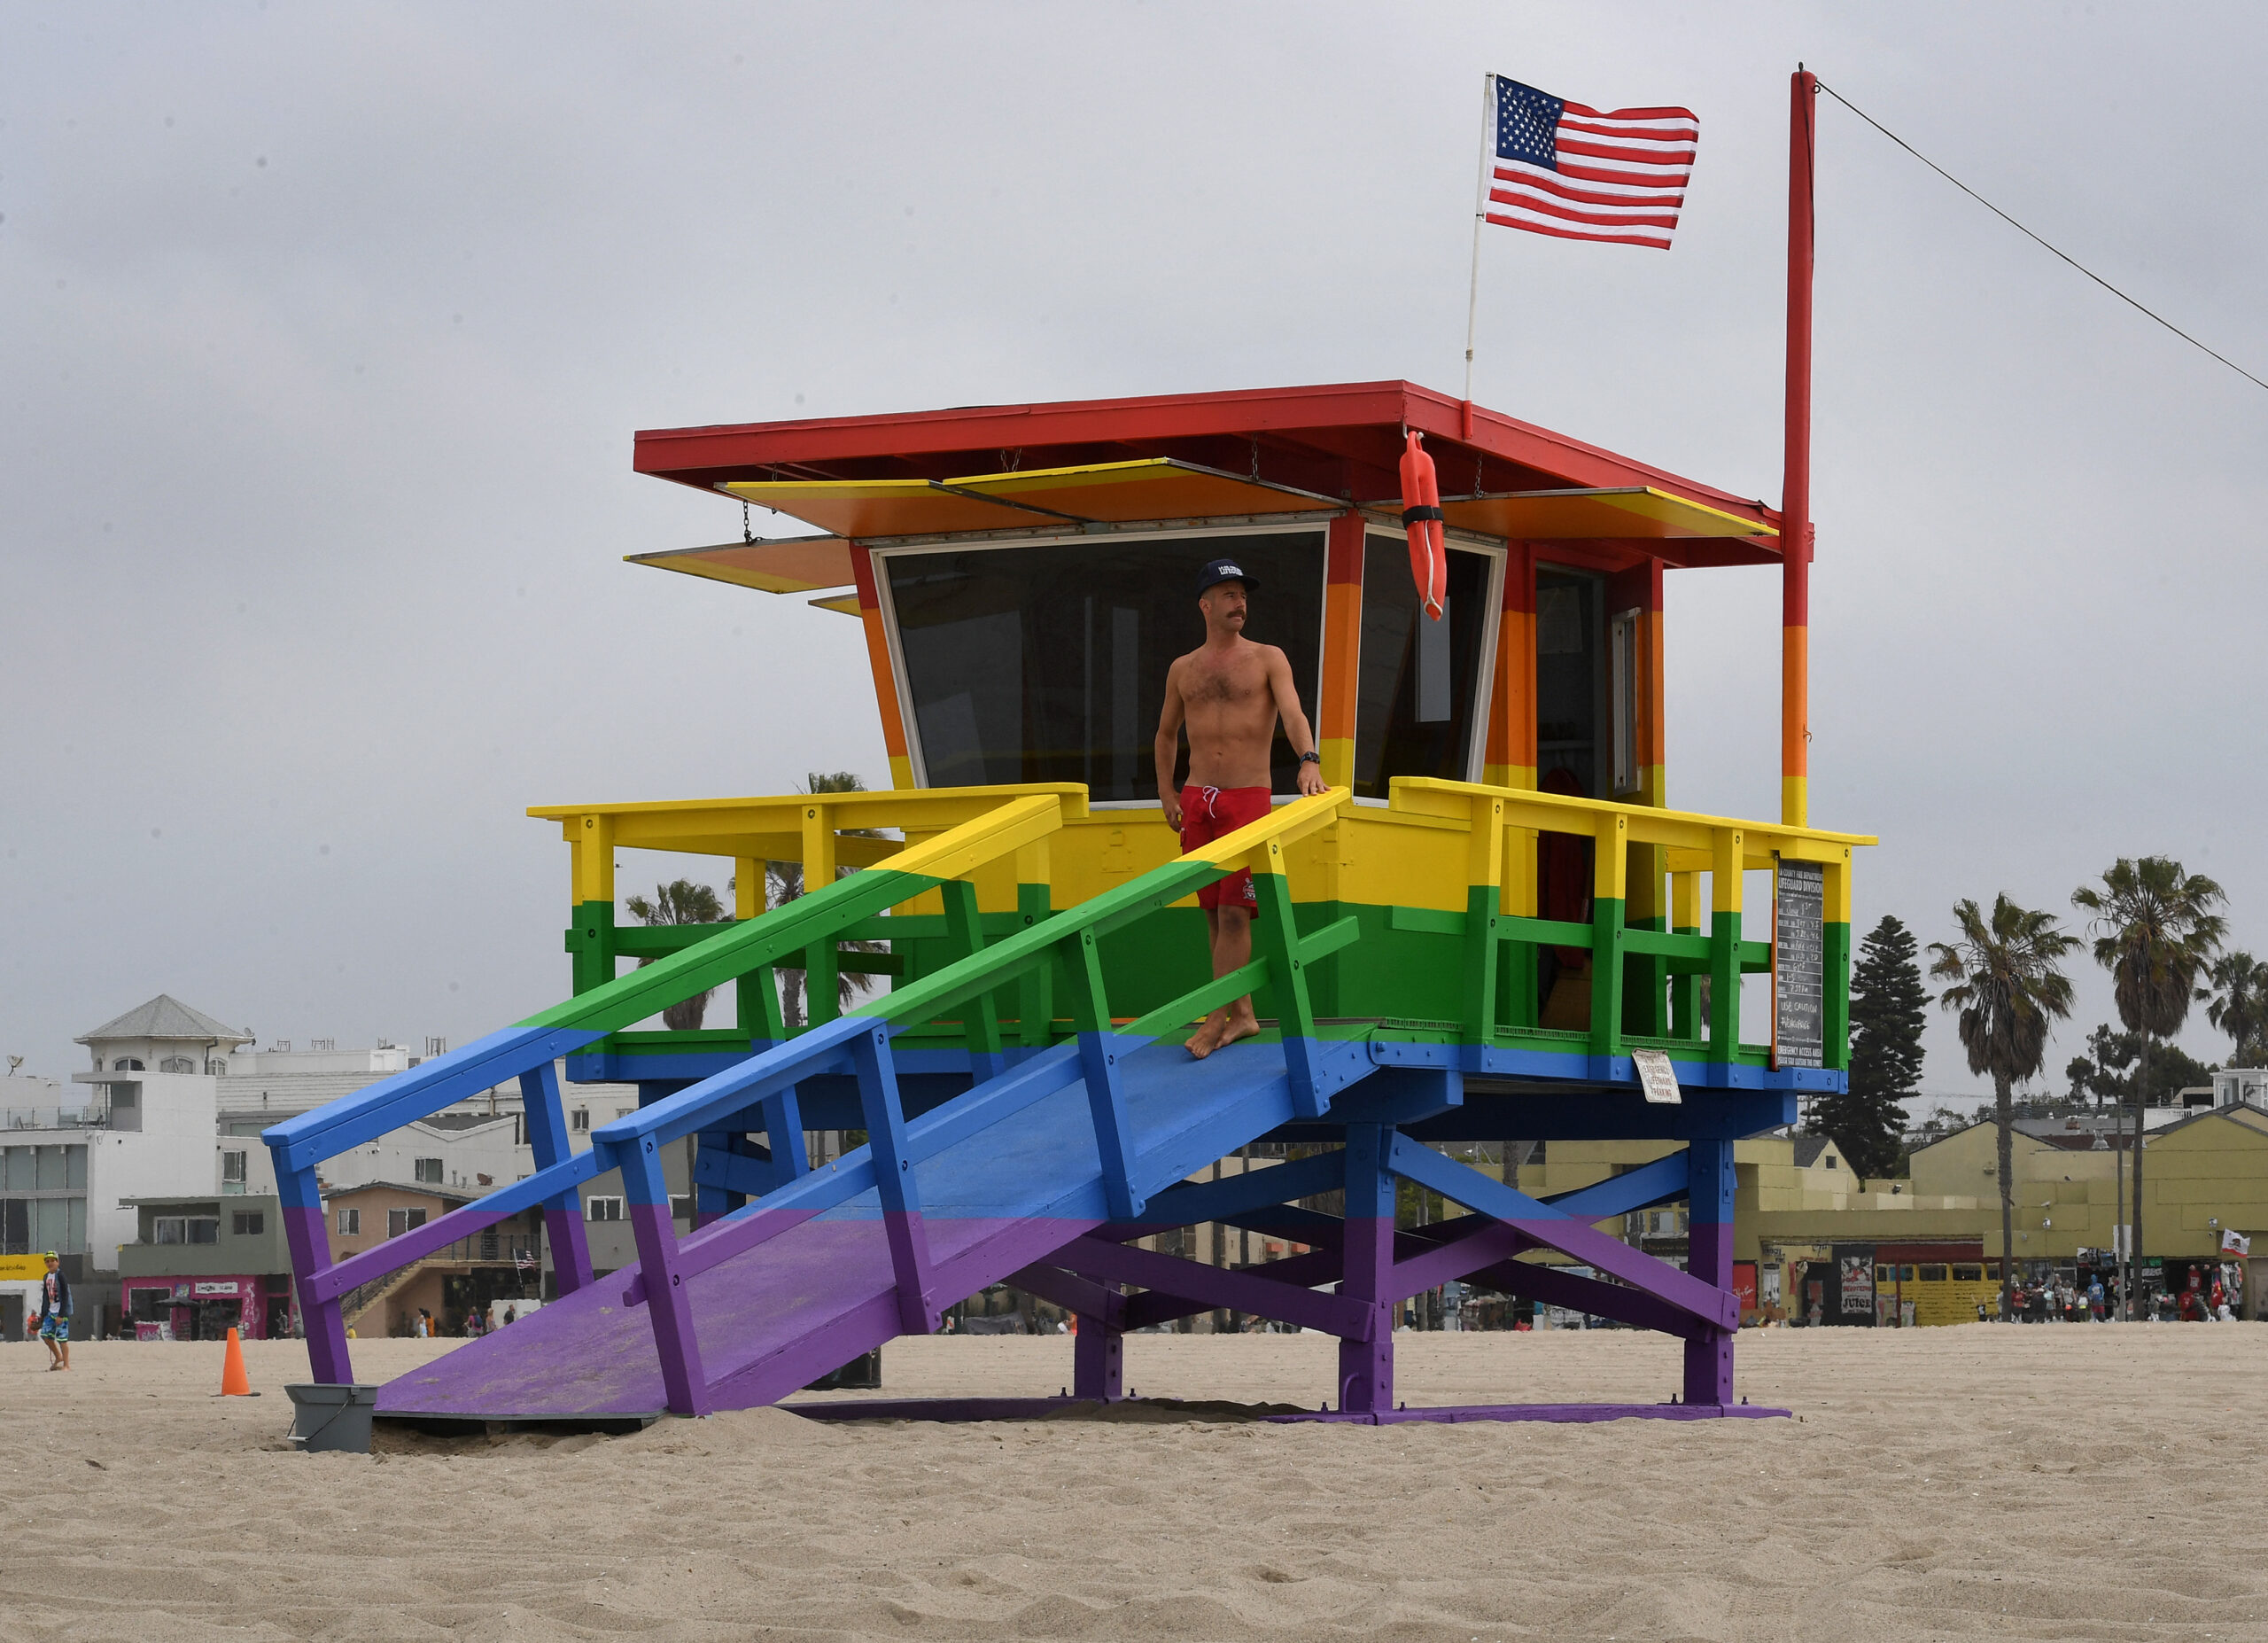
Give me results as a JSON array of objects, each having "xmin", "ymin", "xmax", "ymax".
[{"xmin": 1487, "ymin": 76, "xmax": 1698, "ymax": 251}]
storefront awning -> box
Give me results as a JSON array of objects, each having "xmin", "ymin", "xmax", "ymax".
[
  {"xmin": 625, "ymin": 536, "xmax": 856, "ymax": 594},
  {"xmin": 1436, "ymin": 487, "xmax": 1777, "ymax": 542},
  {"xmin": 717, "ymin": 459, "xmax": 1342, "ymax": 539}
]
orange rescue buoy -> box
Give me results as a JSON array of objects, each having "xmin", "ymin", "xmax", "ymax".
[{"xmin": 1398, "ymin": 432, "xmax": 1446, "ymax": 620}]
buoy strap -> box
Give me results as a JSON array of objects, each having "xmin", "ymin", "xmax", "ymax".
[{"xmin": 1401, "ymin": 505, "xmax": 1445, "ymax": 527}]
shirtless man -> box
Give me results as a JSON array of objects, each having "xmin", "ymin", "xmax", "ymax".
[{"xmin": 1154, "ymin": 557, "xmax": 1328, "ymax": 1057}]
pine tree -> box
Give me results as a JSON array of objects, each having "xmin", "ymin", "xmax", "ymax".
[{"xmin": 1809, "ymin": 915, "xmax": 1927, "ymax": 1179}]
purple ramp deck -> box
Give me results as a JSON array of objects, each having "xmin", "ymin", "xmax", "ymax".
[{"xmin": 376, "ymin": 1036, "xmax": 1323, "ymax": 1420}]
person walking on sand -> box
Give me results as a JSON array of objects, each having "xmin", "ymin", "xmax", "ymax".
[
  {"xmin": 1153, "ymin": 557, "xmax": 1327, "ymax": 1058},
  {"xmin": 34, "ymin": 1253, "xmax": 71, "ymax": 1371}
]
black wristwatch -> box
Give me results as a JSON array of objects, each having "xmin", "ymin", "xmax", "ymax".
[{"xmin": 1299, "ymin": 751, "xmax": 1321, "ymax": 766}]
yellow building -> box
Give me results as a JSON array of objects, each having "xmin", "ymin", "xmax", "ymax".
[{"xmin": 1503, "ymin": 1104, "xmax": 2268, "ymax": 1326}]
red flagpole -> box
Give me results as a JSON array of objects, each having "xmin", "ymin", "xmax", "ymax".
[{"xmin": 1782, "ymin": 66, "xmax": 1817, "ymax": 829}]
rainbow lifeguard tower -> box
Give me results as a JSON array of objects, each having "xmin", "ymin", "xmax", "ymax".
[{"xmin": 266, "ymin": 379, "xmax": 1870, "ymax": 1424}]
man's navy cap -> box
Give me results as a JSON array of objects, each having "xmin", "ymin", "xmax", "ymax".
[{"xmin": 1196, "ymin": 557, "xmax": 1256, "ymax": 596}]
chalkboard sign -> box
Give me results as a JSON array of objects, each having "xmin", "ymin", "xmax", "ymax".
[{"xmin": 1773, "ymin": 859, "xmax": 1826, "ymax": 1071}]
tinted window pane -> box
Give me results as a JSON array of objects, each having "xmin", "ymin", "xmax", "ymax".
[
  {"xmin": 886, "ymin": 531, "xmax": 1326, "ymax": 800},
  {"xmin": 1352, "ymin": 537, "xmax": 1494, "ymax": 799},
  {"xmin": 1535, "ymin": 567, "xmax": 1604, "ymax": 798}
]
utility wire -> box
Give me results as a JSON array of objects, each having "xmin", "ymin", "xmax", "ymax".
[{"xmin": 1815, "ymin": 80, "xmax": 2268, "ymax": 396}]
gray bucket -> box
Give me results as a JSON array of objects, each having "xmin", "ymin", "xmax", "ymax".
[{"xmin": 284, "ymin": 1383, "xmax": 380, "ymax": 1454}]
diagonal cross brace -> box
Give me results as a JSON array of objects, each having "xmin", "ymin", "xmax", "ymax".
[
  {"xmin": 1049, "ymin": 1235, "xmax": 1376, "ymax": 1340},
  {"xmin": 1384, "ymin": 1134, "xmax": 1735, "ymax": 1330},
  {"xmin": 1542, "ymin": 1151, "xmax": 1692, "ymax": 1222}
]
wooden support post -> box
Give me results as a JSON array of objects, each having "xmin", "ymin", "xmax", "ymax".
[
  {"xmin": 519, "ymin": 1059, "xmax": 594, "ymax": 1295},
  {"xmin": 1073, "ymin": 1281, "xmax": 1125, "ymax": 1400},
  {"xmin": 619, "ymin": 1131, "xmax": 708, "ymax": 1415},
  {"xmin": 1670, "ymin": 868, "xmax": 1703, "ymax": 1043},
  {"xmin": 939, "ymin": 878, "xmax": 1007, "ymax": 1085},
  {"xmin": 1588, "ymin": 809, "xmax": 1628, "ymax": 1061},
  {"xmin": 1460, "ymin": 795, "xmax": 1505, "ymax": 1056},
  {"xmin": 278, "ymin": 1163, "xmax": 351, "ymax": 1384},
  {"xmin": 1709, "ymin": 829, "xmax": 1744, "ymax": 1064},
  {"xmin": 1337, "ymin": 1123, "xmax": 1395, "ymax": 1414},
  {"xmin": 1248, "ymin": 837, "xmax": 1324, "ymax": 1119},
  {"xmin": 1500, "ymin": 816, "xmax": 1537, "ymax": 1032},
  {"xmin": 565, "ymin": 813, "xmax": 617, "ymax": 1077},
  {"xmin": 1064, "ymin": 929, "xmax": 1143, "ymax": 1219},
  {"xmin": 802, "ymin": 803, "xmax": 841, "ymax": 1026},
  {"xmin": 1317, "ymin": 512, "xmax": 1366, "ymax": 790},
  {"xmin": 1682, "ymin": 1136, "xmax": 1737, "ymax": 1406},
  {"xmin": 1014, "ymin": 839, "xmax": 1055, "ymax": 1047},
  {"xmin": 850, "ymin": 1021, "xmax": 938, "ymax": 1335}
]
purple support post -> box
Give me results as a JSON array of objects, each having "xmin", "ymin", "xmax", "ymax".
[
  {"xmin": 1338, "ymin": 1123, "xmax": 1394, "ymax": 1414},
  {"xmin": 518, "ymin": 1061, "xmax": 593, "ymax": 1296},
  {"xmin": 277, "ymin": 1163, "xmax": 351, "ymax": 1384},
  {"xmin": 1683, "ymin": 1136, "xmax": 1736, "ymax": 1406},
  {"xmin": 620, "ymin": 1133, "xmax": 709, "ymax": 1416},
  {"xmin": 1073, "ymin": 1281, "xmax": 1124, "ymax": 1399},
  {"xmin": 850, "ymin": 1022, "xmax": 938, "ymax": 1335}
]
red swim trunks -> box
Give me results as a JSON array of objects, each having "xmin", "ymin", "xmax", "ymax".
[{"xmin": 1178, "ymin": 785, "xmax": 1272, "ymax": 912}]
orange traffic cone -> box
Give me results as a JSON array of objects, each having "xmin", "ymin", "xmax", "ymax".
[{"xmin": 220, "ymin": 1327, "xmax": 252, "ymax": 1397}]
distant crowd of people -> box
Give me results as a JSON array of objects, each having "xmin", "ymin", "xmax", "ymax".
[{"xmin": 1994, "ymin": 1263, "xmax": 2241, "ymax": 1323}]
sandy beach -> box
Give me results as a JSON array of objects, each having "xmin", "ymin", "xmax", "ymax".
[{"xmin": 4, "ymin": 1325, "xmax": 2264, "ymax": 1641}]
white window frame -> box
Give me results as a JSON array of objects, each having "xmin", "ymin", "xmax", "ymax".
[
  {"xmin": 413, "ymin": 1156, "xmax": 444, "ymax": 1185},
  {"xmin": 571, "ymin": 1108, "xmax": 590, "ymax": 1133},
  {"xmin": 1609, "ymin": 605, "xmax": 1643, "ymax": 796},
  {"xmin": 867, "ymin": 520, "xmax": 1340, "ymax": 806},
  {"xmin": 221, "ymin": 1150, "xmax": 247, "ymax": 1184},
  {"xmin": 1354, "ymin": 526, "xmax": 1506, "ymax": 795},
  {"xmin": 336, "ymin": 1207, "xmax": 361, "ymax": 1236},
  {"xmin": 586, "ymin": 1195, "xmax": 624, "ymax": 1223}
]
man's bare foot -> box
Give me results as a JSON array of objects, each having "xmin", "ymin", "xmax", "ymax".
[
  {"xmin": 1211, "ymin": 1011, "xmax": 1263, "ymax": 1052},
  {"xmin": 1186, "ymin": 1010, "xmax": 1227, "ymax": 1059}
]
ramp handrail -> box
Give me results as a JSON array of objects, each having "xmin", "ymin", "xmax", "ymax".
[{"xmin": 263, "ymin": 790, "xmax": 1069, "ymax": 1388}]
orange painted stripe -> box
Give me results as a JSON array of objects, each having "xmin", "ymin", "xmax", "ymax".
[
  {"xmin": 1487, "ymin": 543, "xmax": 1538, "ymax": 783},
  {"xmin": 850, "ymin": 543, "xmax": 913, "ymax": 776},
  {"xmin": 1318, "ymin": 513, "xmax": 1365, "ymax": 748}
]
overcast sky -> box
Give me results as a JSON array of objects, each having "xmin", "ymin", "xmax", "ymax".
[{"xmin": 5, "ymin": 3, "xmax": 2263, "ymax": 1102}]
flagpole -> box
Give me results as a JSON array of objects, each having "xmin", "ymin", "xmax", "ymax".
[
  {"xmin": 1462, "ymin": 72, "xmax": 1495, "ymax": 439},
  {"xmin": 1781, "ymin": 65, "xmax": 1816, "ymax": 832}
]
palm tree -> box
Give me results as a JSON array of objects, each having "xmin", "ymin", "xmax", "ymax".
[
  {"xmin": 2072, "ymin": 858, "xmax": 2225, "ymax": 1318},
  {"xmin": 623, "ymin": 878, "xmax": 726, "ymax": 1030},
  {"xmin": 734, "ymin": 772, "xmax": 886, "ymax": 1029},
  {"xmin": 2207, "ymin": 951, "xmax": 2268, "ymax": 1067},
  {"xmin": 1928, "ymin": 895, "xmax": 2078, "ymax": 1323}
]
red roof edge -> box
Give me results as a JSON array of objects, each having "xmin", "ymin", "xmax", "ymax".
[{"xmin": 632, "ymin": 379, "xmax": 1780, "ymax": 533}]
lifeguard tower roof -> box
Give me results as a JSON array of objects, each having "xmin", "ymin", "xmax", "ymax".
[{"xmin": 631, "ymin": 379, "xmax": 1780, "ymax": 575}]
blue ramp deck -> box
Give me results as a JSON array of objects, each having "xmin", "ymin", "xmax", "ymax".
[{"xmin": 375, "ymin": 1034, "xmax": 1368, "ymax": 1420}]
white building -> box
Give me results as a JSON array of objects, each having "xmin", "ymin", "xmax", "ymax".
[
  {"xmin": 4, "ymin": 992, "xmax": 696, "ymax": 1333},
  {"xmin": 2214, "ymin": 1068, "xmax": 2268, "ymax": 1110}
]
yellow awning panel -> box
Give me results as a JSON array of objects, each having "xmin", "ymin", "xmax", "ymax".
[
  {"xmin": 717, "ymin": 479, "xmax": 1054, "ymax": 538},
  {"xmin": 806, "ymin": 591, "xmax": 863, "ymax": 616},
  {"xmin": 1435, "ymin": 487, "xmax": 1776, "ymax": 541},
  {"xmin": 717, "ymin": 459, "xmax": 1341, "ymax": 539},
  {"xmin": 626, "ymin": 536, "xmax": 855, "ymax": 594},
  {"xmin": 946, "ymin": 458, "xmax": 1340, "ymax": 522}
]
